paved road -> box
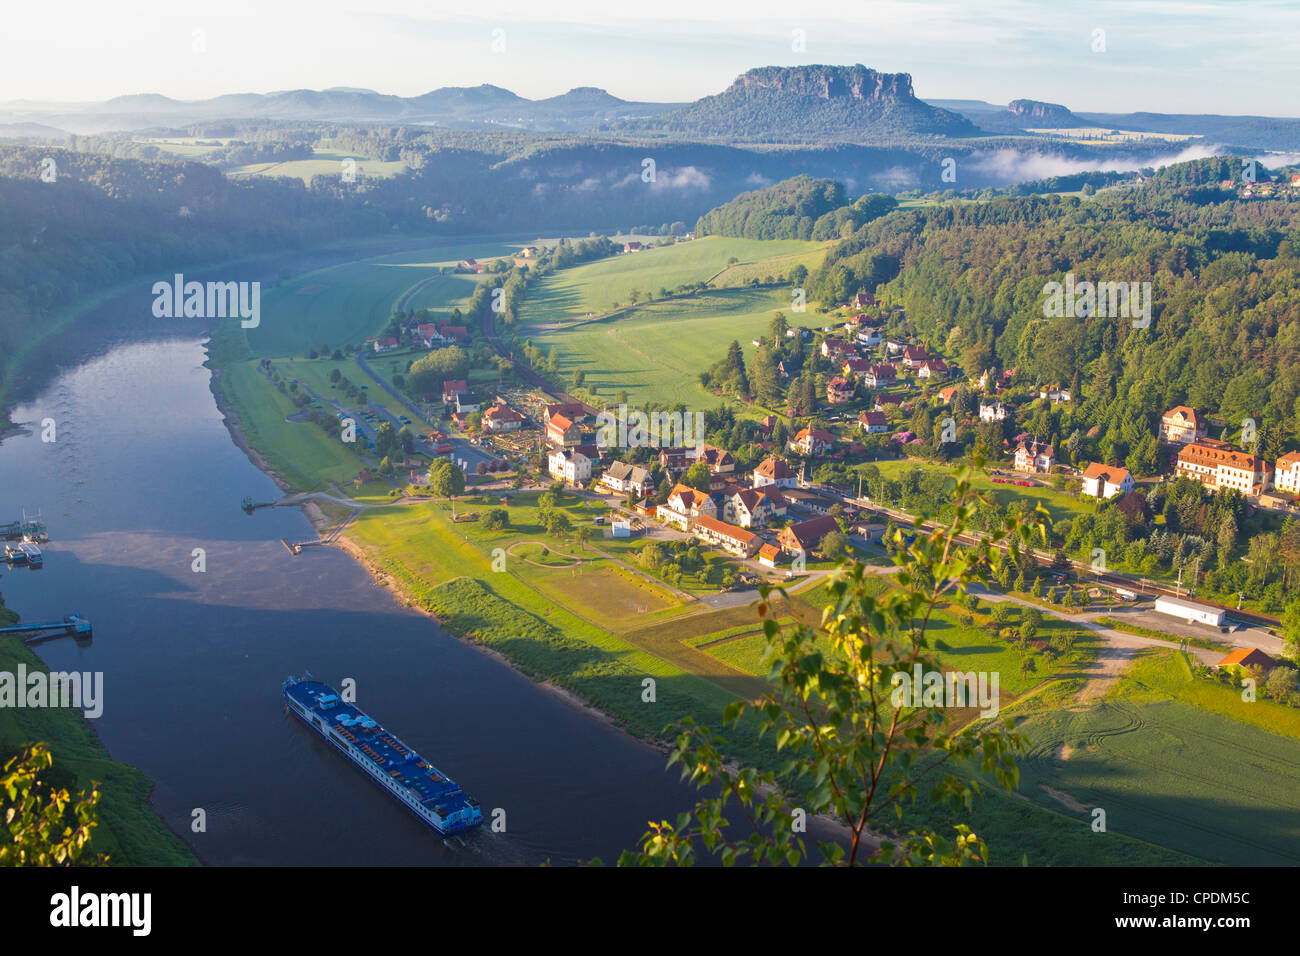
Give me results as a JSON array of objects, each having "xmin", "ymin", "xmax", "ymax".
[{"xmin": 353, "ymin": 351, "xmax": 498, "ymax": 472}]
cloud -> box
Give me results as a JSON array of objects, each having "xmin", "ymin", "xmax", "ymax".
[
  {"xmin": 874, "ymin": 165, "xmax": 919, "ymax": 189},
  {"xmin": 650, "ymin": 165, "xmax": 712, "ymax": 190},
  {"xmin": 966, "ymin": 142, "xmax": 1226, "ymax": 183}
]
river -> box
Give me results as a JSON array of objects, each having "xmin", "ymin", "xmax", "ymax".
[{"xmin": 0, "ymin": 332, "xmax": 719, "ymax": 866}]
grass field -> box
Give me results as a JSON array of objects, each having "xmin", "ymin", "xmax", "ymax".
[
  {"xmin": 531, "ymin": 286, "xmax": 793, "ymax": 409},
  {"xmin": 274, "ymin": 356, "xmax": 442, "ymax": 437},
  {"xmin": 245, "ymin": 243, "xmax": 509, "ymax": 358},
  {"xmin": 695, "ymin": 584, "xmax": 1100, "ymax": 699},
  {"xmin": 517, "ymin": 236, "xmax": 824, "ymax": 326},
  {"xmin": 1004, "ymin": 650, "xmax": 1300, "ymax": 865},
  {"xmin": 227, "ymin": 148, "xmax": 409, "ymax": 184},
  {"xmin": 217, "ymin": 360, "xmax": 364, "ymax": 491},
  {"xmin": 866, "ymin": 459, "xmax": 1096, "ymax": 525}
]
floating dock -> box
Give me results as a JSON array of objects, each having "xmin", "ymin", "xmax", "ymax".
[{"xmin": 0, "ymin": 614, "xmax": 92, "ymax": 643}]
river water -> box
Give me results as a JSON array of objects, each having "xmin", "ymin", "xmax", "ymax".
[{"xmin": 0, "ymin": 333, "xmax": 716, "ymax": 866}]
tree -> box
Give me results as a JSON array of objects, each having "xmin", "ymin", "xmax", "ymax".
[
  {"xmin": 428, "ymin": 459, "xmax": 466, "ymax": 500},
  {"xmin": 375, "ymin": 422, "xmax": 398, "ymax": 457},
  {"xmin": 1, "ymin": 744, "xmax": 107, "ymax": 866},
  {"xmin": 545, "ymin": 510, "xmax": 572, "ymax": 536},
  {"xmin": 819, "ymin": 530, "xmax": 850, "ymax": 562},
  {"xmin": 1266, "ymin": 665, "xmax": 1298, "ymax": 704},
  {"xmin": 483, "ymin": 508, "xmax": 509, "ymax": 531},
  {"xmin": 409, "ymin": 346, "xmax": 469, "ymax": 393},
  {"xmin": 683, "ymin": 462, "xmax": 712, "ymax": 492},
  {"xmin": 616, "ymin": 466, "xmax": 1025, "ymax": 866},
  {"xmin": 1218, "ymin": 513, "xmax": 1239, "ymax": 565},
  {"xmin": 1283, "ymin": 598, "xmax": 1300, "ymax": 662}
]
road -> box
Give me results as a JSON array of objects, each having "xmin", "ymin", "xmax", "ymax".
[
  {"xmin": 475, "ymin": 300, "xmax": 600, "ymax": 417},
  {"xmin": 353, "ymin": 350, "xmax": 498, "ymax": 473}
]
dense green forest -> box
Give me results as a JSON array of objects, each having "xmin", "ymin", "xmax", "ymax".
[
  {"xmin": 695, "ymin": 175, "xmax": 897, "ymax": 240},
  {"xmin": 804, "ymin": 157, "xmax": 1300, "ymax": 451}
]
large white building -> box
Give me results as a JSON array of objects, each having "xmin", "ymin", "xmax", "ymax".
[
  {"xmin": 548, "ymin": 448, "xmax": 591, "ymax": 485},
  {"xmin": 1175, "ymin": 440, "xmax": 1268, "ymax": 497},
  {"xmin": 1154, "ymin": 596, "xmax": 1225, "ymax": 627},
  {"xmin": 1274, "ymin": 451, "xmax": 1300, "ymax": 495},
  {"xmin": 1160, "ymin": 405, "xmax": 1207, "ymax": 445},
  {"xmin": 1081, "ymin": 462, "xmax": 1134, "ymax": 500}
]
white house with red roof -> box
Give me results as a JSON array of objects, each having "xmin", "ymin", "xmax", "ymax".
[
  {"xmin": 1274, "ymin": 451, "xmax": 1300, "ymax": 494},
  {"xmin": 863, "ymin": 364, "xmax": 897, "ymax": 389},
  {"xmin": 1014, "ymin": 439, "xmax": 1055, "ymax": 473},
  {"xmin": 483, "ymin": 403, "xmax": 525, "ymax": 432},
  {"xmin": 1081, "ymin": 462, "xmax": 1134, "ymax": 499},
  {"xmin": 373, "ymin": 337, "xmax": 400, "ymax": 353},
  {"xmin": 1160, "ymin": 406, "xmax": 1207, "ymax": 445},
  {"xmin": 657, "ymin": 483, "xmax": 717, "ymax": 531},
  {"xmin": 441, "ymin": 379, "xmax": 468, "ymax": 404},
  {"xmin": 753, "ymin": 455, "xmax": 797, "ymax": 489},
  {"xmin": 901, "ymin": 345, "xmax": 928, "ymax": 367},
  {"xmin": 858, "ymin": 410, "xmax": 888, "ymax": 434},
  {"xmin": 790, "ymin": 427, "xmax": 835, "ymax": 457},
  {"xmin": 917, "ymin": 358, "xmax": 949, "ymax": 379}
]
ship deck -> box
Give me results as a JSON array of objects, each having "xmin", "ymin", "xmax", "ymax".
[{"xmin": 285, "ymin": 680, "xmax": 474, "ymax": 818}]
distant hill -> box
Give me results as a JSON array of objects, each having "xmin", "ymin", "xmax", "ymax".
[
  {"xmin": 1006, "ymin": 99, "xmax": 1087, "ymax": 128},
  {"xmin": 0, "ymin": 122, "xmax": 69, "ymax": 141},
  {"xmin": 629, "ymin": 65, "xmax": 982, "ymax": 142},
  {"xmin": 928, "ymin": 97, "xmax": 1088, "ymax": 134},
  {"xmin": 0, "ymin": 85, "xmax": 681, "ymax": 135},
  {"xmin": 928, "ymin": 97, "xmax": 1300, "ymax": 150}
]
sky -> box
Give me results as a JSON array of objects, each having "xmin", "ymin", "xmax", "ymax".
[{"xmin": 3, "ymin": 0, "xmax": 1300, "ymax": 116}]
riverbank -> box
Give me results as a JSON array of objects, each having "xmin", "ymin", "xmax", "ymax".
[
  {"xmin": 0, "ymin": 600, "xmax": 195, "ymax": 865},
  {"xmin": 209, "ymin": 366, "xmax": 292, "ymax": 495}
]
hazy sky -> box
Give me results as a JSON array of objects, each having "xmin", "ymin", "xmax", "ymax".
[{"xmin": 4, "ymin": 0, "xmax": 1299, "ymax": 115}]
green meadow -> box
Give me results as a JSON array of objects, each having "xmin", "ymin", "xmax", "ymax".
[
  {"xmin": 227, "ymin": 148, "xmax": 409, "ymax": 184},
  {"xmin": 517, "ymin": 236, "xmax": 824, "ymax": 326},
  {"xmin": 529, "ymin": 286, "xmax": 794, "ymax": 409},
  {"xmin": 246, "ymin": 242, "xmax": 511, "ymax": 358},
  {"xmin": 865, "ymin": 459, "xmax": 1097, "ymax": 524},
  {"xmin": 1007, "ymin": 650, "xmax": 1300, "ymax": 865}
]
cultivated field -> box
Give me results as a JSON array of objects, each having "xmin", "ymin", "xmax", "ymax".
[{"xmin": 1010, "ymin": 650, "xmax": 1300, "ymax": 865}]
